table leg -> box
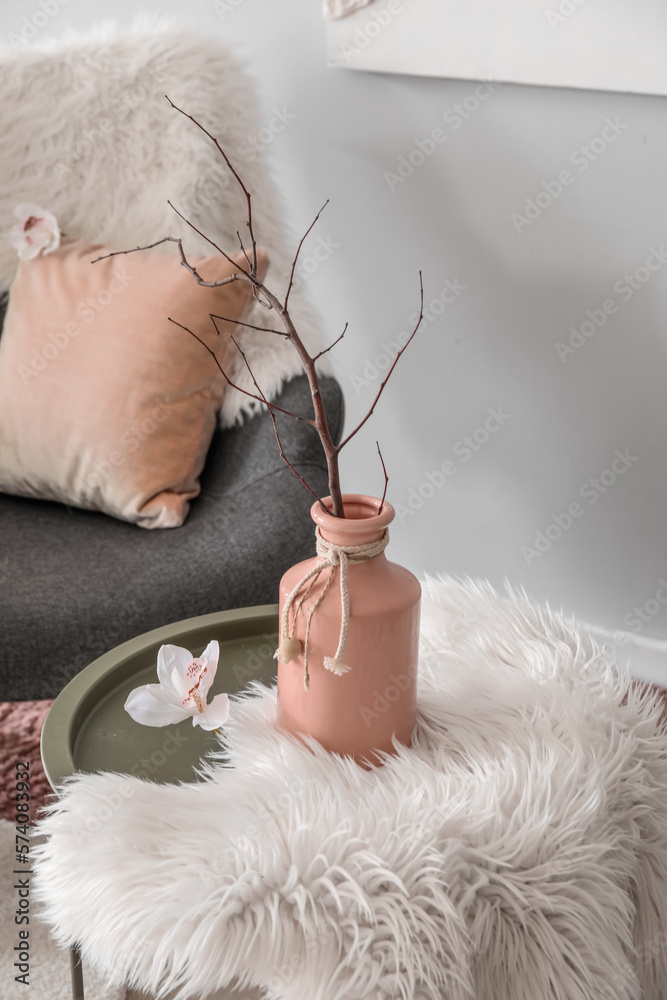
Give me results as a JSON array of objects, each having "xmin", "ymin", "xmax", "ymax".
[{"xmin": 70, "ymin": 945, "xmax": 84, "ymax": 1000}]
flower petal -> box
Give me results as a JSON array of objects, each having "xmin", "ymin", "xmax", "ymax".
[
  {"xmin": 16, "ymin": 242, "xmax": 41, "ymax": 260},
  {"xmin": 13, "ymin": 202, "xmax": 46, "ymax": 221},
  {"xmin": 9, "ymin": 204, "xmax": 60, "ymax": 261},
  {"xmin": 124, "ymin": 684, "xmax": 187, "ymax": 727},
  {"xmin": 43, "ymin": 229, "xmax": 61, "ymax": 255},
  {"xmin": 157, "ymin": 644, "xmax": 194, "ymax": 696},
  {"xmin": 194, "ymin": 693, "xmax": 230, "ymax": 731},
  {"xmin": 198, "ymin": 640, "xmax": 220, "ymax": 697}
]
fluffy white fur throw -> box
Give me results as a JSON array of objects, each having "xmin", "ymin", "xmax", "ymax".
[
  {"xmin": 34, "ymin": 578, "xmax": 667, "ymax": 1000},
  {"xmin": 0, "ymin": 21, "xmax": 319, "ymax": 426}
]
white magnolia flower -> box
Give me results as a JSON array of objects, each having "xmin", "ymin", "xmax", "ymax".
[
  {"xmin": 9, "ymin": 203, "xmax": 61, "ymax": 260},
  {"xmin": 124, "ymin": 640, "xmax": 230, "ymax": 731}
]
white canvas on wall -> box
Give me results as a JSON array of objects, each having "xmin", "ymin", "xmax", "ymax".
[{"xmin": 327, "ymin": 0, "xmax": 667, "ymax": 97}]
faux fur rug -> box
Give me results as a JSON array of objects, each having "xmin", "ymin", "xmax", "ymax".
[
  {"xmin": 0, "ymin": 20, "xmax": 320, "ymax": 427},
  {"xmin": 0, "ymin": 819, "xmax": 125, "ymax": 1000},
  {"xmin": 33, "ymin": 578, "xmax": 667, "ymax": 1000},
  {"xmin": 0, "ymin": 818, "xmax": 251, "ymax": 1000}
]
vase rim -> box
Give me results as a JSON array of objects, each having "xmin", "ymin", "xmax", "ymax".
[{"xmin": 310, "ymin": 494, "xmax": 395, "ymax": 536}]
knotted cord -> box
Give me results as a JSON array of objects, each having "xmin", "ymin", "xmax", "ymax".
[{"xmin": 274, "ymin": 526, "xmax": 389, "ymax": 690}]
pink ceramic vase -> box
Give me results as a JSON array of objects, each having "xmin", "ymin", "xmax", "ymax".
[{"xmin": 275, "ymin": 494, "xmax": 421, "ymax": 765}]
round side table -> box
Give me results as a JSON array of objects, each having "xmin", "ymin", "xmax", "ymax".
[{"xmin": 41, "ymin": 605, "xmax": 279, "ymax": 1000}]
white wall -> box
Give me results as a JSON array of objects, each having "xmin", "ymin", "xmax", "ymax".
[{"xmin": 3, "ymin": 0, "xmax": 667, "ymax": 680}]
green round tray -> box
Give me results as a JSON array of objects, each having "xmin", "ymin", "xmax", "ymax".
[{"xmin": 41, "ymin": 605, "xmax": 279, "ymax": 791}]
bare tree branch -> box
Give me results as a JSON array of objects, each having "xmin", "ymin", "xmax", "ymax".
[
  {"xmin": 313, "ymin": 322, "xmax": 348, "ymax": 362},
  {"xmin": 231, "ymin": 337, "xmax": 330, "ymax": 513},
  {"xmin": 376, "ymin": 441, "xmax": 389, "ymax": 514},
  {"xmin": 168, "ymin": 318, "xmax": 313, "ymax": 424},
  {"xmin": 165, "ymin": 94, "xmax": 257, "ymax": 274},
  {"xmin": 91, "ymin": 236, "xmax": 244, "ymax": 289},
  {"xmin": 90, "ymin": 236, "xmax": 183, "ymax": 264},
  {"xmin": 236, "ymin": 230, "xmax": 252, "ymax": 272},
  {"xmin": 336, "ymin": 272, "xmax": 424, "ymax": 453},
  {"xmin": 209, "ymin": 313, "xmax": 288, "ymax": 338},
  {"xmin": 167, "ymin": 199, "xmax": 263, "ymax": 290},
  {"xmin": 284, "ymin": 200, "xmax": 329, "ymax": 311},
  {"xmin": 96, "ymin": 100, "xmax": 429, "ymax": 519}
]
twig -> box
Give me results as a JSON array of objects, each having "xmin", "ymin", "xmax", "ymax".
[
  {"xmin": 167, "ymin": 199, "xmax": 264, "ymax": 291},
  {"xmin": 376, "ymin": 442, "xmax": 389, "ymax": 514},
  {"xmin": 209, "ymin": 314, "xmax": 288, "ymax": 338},
  {"xmin": 313, "ymin": 323, "xmax": 348, "ymax": 362},
  {"xmin": 231, "ymin": 337, "xmax": 330, "ymax": 514},
  {"xmin": 165, "ymin": 94, "xmax": 257, "ymax": 275},
  {"xmin": 90, "ymin": 236, "xmax": 183, "ymax": 264},
  {"xmin": 96, "ymin": 98, "xmax": 430, "ymax": 519},
  {"xmin": 168, "ymin": 318, "xmax": 312, "ymax": 424},
  {"xmin": 92, "ymin": 236, "xmax": 244, "ymax": 289},
  {"xmin": 336, "ymin": 271, "xmax": 424, "ymax": 453},
  {"xmin": 236, "ymin": 230, "xmax": 252, "ymax": 272},
  {"xmin": 158, "ymin": 100, "xmax": 345, "ymax": 512},
  {"xmin": 284, "ymin": 200, "xmax": 329, "ymax": 310}
]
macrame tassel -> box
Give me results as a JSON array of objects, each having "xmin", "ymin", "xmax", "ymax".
[
  {"xmin": 323, "ymin": 656, "xmax": 351, "ymax": 675},
  {"xmin": 274, "ymin": 637, "xmax": 302, "ymax": 664}
]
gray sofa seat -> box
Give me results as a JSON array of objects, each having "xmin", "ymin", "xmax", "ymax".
[{"xmin": 0, "ymin": 375, "xmax": 343, "ymax": 701}]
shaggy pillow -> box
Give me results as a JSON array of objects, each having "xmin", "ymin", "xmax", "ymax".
[
  {"xmin": 0, "ymin": 22, "xmax": 321, "ymax": 428},
  {"xmin": 0, "ymin": 239, "xmax": 268, "ymax": 528}
]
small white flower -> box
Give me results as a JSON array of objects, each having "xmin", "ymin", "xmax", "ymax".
[
  {"xmin": 124, "ymin": 640, "xmax": 230, "ymax": 731},
  {"xmin": 9, "ymin": 203, "xmax": 61, "ymax": 260}
]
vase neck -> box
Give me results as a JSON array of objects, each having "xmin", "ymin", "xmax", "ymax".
[
  {"xmin": 318, "ymin": 523, "xmax": 388, "ymax": 547},
  {"xmin": 311, "ymin": 493, "xmax": 394, "ymax": 548}
]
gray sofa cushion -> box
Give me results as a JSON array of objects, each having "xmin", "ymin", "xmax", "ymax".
[{"xmin": 0, "ymin": 375, "xmax": 343, "ymax": 700}]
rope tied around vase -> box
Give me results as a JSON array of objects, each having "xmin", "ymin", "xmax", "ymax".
[{"xmin": 274, "ymin": 526, "xmax": 389, "ymax": 690}]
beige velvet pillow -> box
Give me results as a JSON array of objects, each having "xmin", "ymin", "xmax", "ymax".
[{"xmin": 0, "ymin": 239, "xmax": 268, "ymax": 528}]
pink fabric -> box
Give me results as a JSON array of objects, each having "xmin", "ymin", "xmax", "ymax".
[
  {"xmin": 0, "ymin": 240, "xmax": 268, "ymax": 528},
  {"xmin": 0, "ymin": 700, "xmax": 55, "ymax": 823}
]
